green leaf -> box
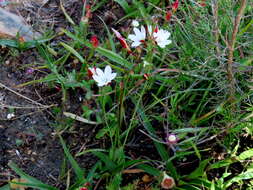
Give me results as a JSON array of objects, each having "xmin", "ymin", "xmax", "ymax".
[
  {"xmin": 60, "ymin": 0, "xmax": 75, "ymax": 25},
  {"xmin": 0, "ymin": 37, "xmax": 52, "ymax": 49},
  {"xmin": 59, "ymin": 136, "xmax": 84, "ymax": 182},
  {"xmin": 60, "ymin": 42, "xmax": 85, "ymax": 64},
  {"xmin": 96, "ymin": 46, "xmax": 132, "ymax": 69},
  {"xmin": 187, "ymin": 159, "xmax": 210, "ymax": 179},
  {"xmin": 211, "ymin": 180, "xmax": 215, "ymax": 190},
  {"xmin": 114, "ymin": 0, "xmax": 131, "ymax": 13},
  {"xmin": 8, "ymin": 162, "xmax": 57, "ymax": 190},
  {"xmin": 137, "ymin": 164, "xmax": 160, "ymax": 176},
  {"xmin": 225, "ymin": 170, "xmax": 253, "ymax": 188},
  {"xmin": 92, "ymin": 151, "xmax": 117, "ymax": 172},
  {"xmin": 0, "ymin": 39, "xmax": 18, "ymax": 47},
  {"xmin": 16, "ymin": 74, "xmax": 58, "ymax": 88},
  {"xmin": 208, "ymin": 158, "xmax": 234, "ymax": 169},
  {"xmin": 188, "ymin": 179, "xmax": 221, "ymax": 190},
  {"xmin": 0, "ymin": 184, "xmax": 11, "ymax": 190},
  {"xmin": 237, "ymin": 148, "xmax": 253, "ymax": 161}
]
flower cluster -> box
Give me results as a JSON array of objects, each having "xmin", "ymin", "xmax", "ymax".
[{"xmin": 128, "ymin": 21, "xmax": 172, "ymax": 48}]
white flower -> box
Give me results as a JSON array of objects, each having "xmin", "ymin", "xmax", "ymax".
[
  {"xmin": 128, "ymin": 26, "xmax": 146, "ymax": 47},
  {"xmin": 153, "ymin": 28, "xmax": 172, "ymax": 48},
  {"xmin": 132, "ymin": 20, "xmax": 139, "ymax": 27},
  {"xmin": 92, "ymin": 65, "xmax": 117, "ymax": 87}
]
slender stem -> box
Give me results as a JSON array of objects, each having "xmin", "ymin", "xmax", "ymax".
[
  {"xmin": 227, "ymin": 0, "xmax": 247, "ymax": 102},
  {"xmin": 212, "ymin": 0, "xmax": 220, "ymax": 57}
]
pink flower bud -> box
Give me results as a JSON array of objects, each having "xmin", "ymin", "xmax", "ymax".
[
  {"xmin": 161, "ymin": 172, "xmax": 175, "ymax": 189},
  {"xmin": 166, "ymin": 134, "xmax": 178, "ymax": 144}
]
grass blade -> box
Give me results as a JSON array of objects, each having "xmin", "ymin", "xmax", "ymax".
[
  {"xmin": 59, "ymin": 136, "xmax": 84, "ymax": 182},
  {"xmin": 8, "ymin": 162, "xmax": 57, "ymax": 190},
  {"xmin": 60, "ymin": 42, "xmax": 85, "ymax": 64}
]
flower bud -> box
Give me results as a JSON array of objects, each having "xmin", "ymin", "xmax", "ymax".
[
  {"xmin": 90, "ymin": 35, "xmax": 99, "ymax": 48},
  {"xmin": 166, "ymin": 134, "xmax": 178, "ymax": 144},
  {"xmin": 161, "ymin": 172, "xmax": 175, "ymax": 189},
  {"xmin": 132, "ymin": 20, "xmax": 139, "ymax": 27},
  {"xmin": 172, "ymin": 0, "xmax": 179, "ymax": 12}
]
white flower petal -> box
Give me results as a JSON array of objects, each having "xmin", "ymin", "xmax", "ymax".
[
  {"xmin": 157, "ymin": 42, "xmax": 166, "ymax": 48},
  {"xmin": 95, "ymin": 68, "xmax": 104, "ymax": 76},
  {"xmin": 92, "ymin": 74, "xmax": 103, "ymax": 84},
  {"xmin": 97, "ymin": 82, "xmax": 106, "ymax": 87},
  {"xmin": 140, "ymin": 26, "xmax": 146, "ymax": 39},
  {"xmin": 104, "ymin": 65, "xmax": 112, "ymax": 76},
  {"xmin": 128, "ymin": 34, "xmax": 138, "ymax": 41},
  {"xmin": 109, "ymin": 73, "xmax": 117, "ymax": 81},
  {"xmin": 133, "ymin": 28, "xmax": 141, "ymax": 35},
  {"xmin": 131, "ymin": 41, "xmax": 141, "ymax": 47}
]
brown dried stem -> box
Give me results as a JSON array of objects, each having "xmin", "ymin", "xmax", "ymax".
[
  {"xmin": 227, "ymin": 0, "xmax": 247, "ymax": 103},
  {"xmin": 212, "ymin": 0, "xmax": 220, "ymax": 57}
]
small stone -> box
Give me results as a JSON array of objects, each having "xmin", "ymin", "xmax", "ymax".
[
  {"xmin": 0, "ymin": 7, "xmax": 40, "ymax": 41},
  {"xmin": 7, "ymin": 112, "xmax": 15, "ymax": 119}
]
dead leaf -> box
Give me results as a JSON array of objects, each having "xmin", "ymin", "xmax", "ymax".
[
  {"xmin": 142, "ymin": 174, "xmax": 153, "ymax": 183},
  {"xmin": 10, "ymin": 178, "xmax": 27, "ymax": 190}
]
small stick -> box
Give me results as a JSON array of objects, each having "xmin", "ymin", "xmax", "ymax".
[
  {"xmin": 0, "ymin": 82, "xmax": 51, "ymax": 108},
  {"xmin": 227, "ymin": 0, "xmax": 247, "ymax": 103}
]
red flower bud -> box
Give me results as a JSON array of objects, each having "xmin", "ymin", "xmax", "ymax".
[
  {"xmin": 88, "ymin": 67, "xmax": 96, "ymax": 78},
  {"xmin": 154, "ymin": 26, "xmax": 159, "ymax": 33},
  {"xmin": 143, "ymin": 73, "xmax": 150, "ymax": 80},
  {"xmin": 165, "ymin": 11, "xmax": 172, "ymax": 21},
  {"xmin": 199, "ymin": 0, "xmax": 206, "ymax": 7},
  {"xmin": 112, "ymin": 28, "xmax": 132, "ymax": 54},
  {"xmin": 172, "ymin": 0, "xmax": 179, "ymax": 12},
  {"xmin": 90, "ymin": 35, "xmax": 99, "ymax": 48},
  {"xmin": 55, "ymin": 85, "xmax": 61, "ymax": 91}
]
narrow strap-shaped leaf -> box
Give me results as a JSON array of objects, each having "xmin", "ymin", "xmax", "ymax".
[
  {"xmin": 59, "ymin": 136, "xmax": 84, "ymax": 182},
  {"xmin": 60, "ymin": 42, "xmax": 85, "ymax": 64},
  {"xmin": 8, "ymin": 162, "xmax": 58, "ymax": 190}
]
